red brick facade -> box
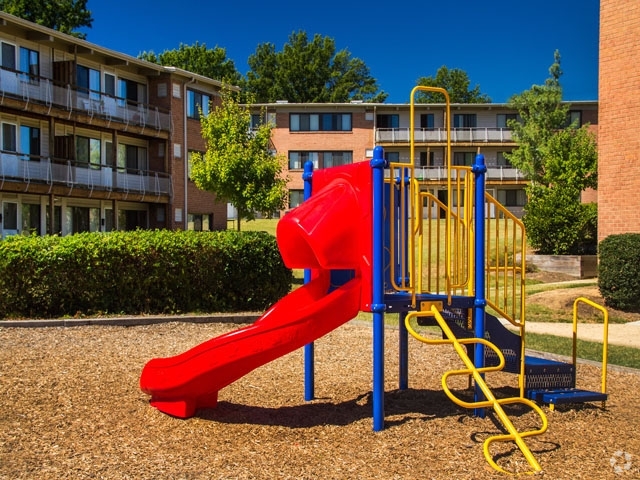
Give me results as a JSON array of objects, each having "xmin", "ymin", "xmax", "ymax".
[{"xmin": 598, "ymin": 0, "xmax": 640, "ymax": 239}]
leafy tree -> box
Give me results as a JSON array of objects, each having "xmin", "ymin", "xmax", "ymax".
[
  {"xmin": 244, "ymin": 31, "xmax": 387, "ymax": 103},
  {"xmin": 505, "ymin": 51, "xmax": 598, "ymax": 255},
  {"xmin": 139, "ymin": 42, "xmax": 242, "ymax": 86},
  {"xmin": 415, "ymin": 66, "xmax": 491, "ymax": 103},
  {"xmin": 189, "ymin": 89, "xmax": 288, "ymax": 231},
  {"xmin": 0, "ymin": 0, "xmax": 93, "ymax": 38}
]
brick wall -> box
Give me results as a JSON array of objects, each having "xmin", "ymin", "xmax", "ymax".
[{"xmin": 598, "ymin": 0, "xmax": 640, "ymax": 239}]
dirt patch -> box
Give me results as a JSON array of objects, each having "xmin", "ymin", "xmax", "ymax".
[{"xmin": 1, "ymin": 322, "xmax": 639, "ymax": 479}]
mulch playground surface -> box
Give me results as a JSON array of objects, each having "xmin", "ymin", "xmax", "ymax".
[{"xmin": 1, "ymin": 320, "xmax": 639, "ymax": 479}]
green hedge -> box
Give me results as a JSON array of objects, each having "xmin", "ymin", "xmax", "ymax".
[
  {"xmin": 598, "ymin": 233, "xmax": 640, "ymax": 312},
  {"xmin": 0, "ymin": 230, "xmax": 292, "ymax": 319}
]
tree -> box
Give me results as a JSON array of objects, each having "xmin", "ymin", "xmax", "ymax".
[
  {"xmin": 244, "ymin": 31, "xmax": 387, "ymax": 103},
  {"xmin": 0, "ymin": 0, "xmax": 92, "ymax": 39},
  {"xmin": 189, "ymin": 89, "xmax": 288, "ymax": 231},
  {"xmin": 139, "ymin": 42, "xmax": 242, "ymax": 86},
  {"xmin": 415, "ymin": 66, "xmax": 491, "ymax": 103},
  {"xmin": 505, "ymin": 51, "xmax": 598, "ymax": 255}
]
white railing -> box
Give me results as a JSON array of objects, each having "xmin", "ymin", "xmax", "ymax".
[
  {"xmin": 414, "ymin": 165, "xmax": 525, "ymax": 181},
  {"xmin": 0, "ymin": 152, "xmax": 172, "ymax": 196},
  {"xmin": 376, "ymin": 127, "xmax": 513, "ymax": 143},
  {"xmin": 0, "ymin": 68, "xmax": 172, "ymax": 132}
]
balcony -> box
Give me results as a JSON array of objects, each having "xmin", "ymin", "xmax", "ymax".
[
  {"xmin": 414, "ymin": 166, "xmax": 526, "ymax": 182},
  {"xmin": 375, "ymin": 127, "xmax": 514, "ymax": 144},
  {"xmin": 0, "ymin": 68, "xmax": 172, "ymax": 133},
  {"xmin": 0, "ymin": 152, "xmax": 172, "ymax": 198}
]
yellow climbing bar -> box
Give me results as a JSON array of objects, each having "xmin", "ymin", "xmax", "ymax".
[{"xmin": 405, "ymin": 304, "xmax": 548, "ymax": 475}]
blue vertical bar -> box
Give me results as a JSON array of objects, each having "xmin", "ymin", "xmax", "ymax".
[
  {"xmin": 371, "ymin": 146, "xmax": 386, "ymax": 431},
  {"xmin": 472, "ymin": 153, "xmax": 487, "ymax": 417},
  {"xmin": 303, "ymin": 160, "xmax": 315, "ymax": 402}
]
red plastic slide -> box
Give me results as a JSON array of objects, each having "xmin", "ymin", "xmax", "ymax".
[{"xmin": 139, "ymin": 273, "xmax": 361, "ymax": 418}]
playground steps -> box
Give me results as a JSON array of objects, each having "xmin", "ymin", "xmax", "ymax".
[{"xmin": 437, "ymin": 307, "xmax": 607, "ymax": 409}]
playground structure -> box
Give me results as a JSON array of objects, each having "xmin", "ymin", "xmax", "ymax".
[{"xmin": 140, "ymin": 87, "xmax": 610, "ymax": 474}]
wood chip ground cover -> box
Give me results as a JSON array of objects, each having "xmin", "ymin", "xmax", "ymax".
[{"xmin": 1, "ymin": 321, "xmax": 639, "ymax": 479}]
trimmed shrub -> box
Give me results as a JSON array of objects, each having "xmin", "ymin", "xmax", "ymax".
[
  {"xmin": 598, "ymin": 233, "xmax": 640, "ymax": 312},
  {"xmin": 0, "ymin": 230, "xmax": 292, "ymax": 319}
]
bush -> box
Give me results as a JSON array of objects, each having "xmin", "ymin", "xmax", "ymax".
[
  {"xmin": 523, "ymin": 186, "xmax": 597, "ymax": 255},
  {"xmin": 0, "ymin": 230, "xmax": 292, "ymax": 319},
  {"xmin": 598, "ymin": 233, "xmax": 640, "ymax": 312}
]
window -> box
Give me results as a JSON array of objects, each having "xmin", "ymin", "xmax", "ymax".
[
  {"xmin": 419, "ymin": 151, "xmax": 435, "ymax": 167},
  {"xmin": 77, "ymin": 65, "xmax": 101, "ymax": 99},
  {"xmin": 496, "ymin": 151, "xmax": 512, "ymax": 167},
  {"xmin": 288, "ymin": 151, "xmax": 352, "ymax": 169},
  {"xmin": 76, "ymin": 136, "xmax": 101, "ymax": 168},
  {"xmin": 187, "ymin": 213, "xmax": 212, "ymax": 231},
  {"xmin": 117, "ymin": 77, "xmax": 146, "ymax": 106},
  {"xmin": 22, "ymin": 203, "xmax": 41, "ymax": 235},
  {"xmin": 420, "ymin": 114, "xmax": 434, "ymax": 129},
  {"xmin": 567, "ymin": 110, "xmax": 582, "ymax": 127},
  {"xmin": 187, "ymin": 90, "xmax": 211, "ymax": 119},
  {"xmin": 118, "ymin": 209, "xmax": 147, "ymax": 231},
  {"xmin": 453, "ymin": 152, "xmax": 474, "ymax": 166},
  {"xmin": 1, "ymin": 42, "xmax": 16, "ymax": 69},
  {"xmin": 290, "ymin": 113, "xmax": 351, "ymax": 132},
  {"xmin": 453, "ymin": 114, "xmax": 476, "ymax": 128},
  {"xmin": 497, "ymin": 113, "xmax": 518, "ymax": 128},
  {"xmin": 289, "ymin": 151, "xmax": 318, "ymax": 169},
  {"xmin": 385, "ymin": 151, "xmax": 400, "ymax": 162},
  {"xmin": 251, "ymin": 113, "xmax": 263, "ymax": 129},
  {"xmin": 1, "ymin": 122, "xmax": 17, "ymax": 152},
  {"xmin": 69, "ymin": 206, "xmax": 100, "ymax": 233},
  {"xmin": 497, "ymin": 189, "xmax": 527, "ymax": 207},
  {"xmin": 376, "ymin": 114, "xmax": 399, "ymax": 129},
  {"xmin": 289, "ymin": 190, "xmax": 304, "ymax": 209},
  {"xmin": 20, "ymin": 125, "xmax": 40, "ymax": 161},
  {"xmin": 117, "ymin": 144, "xmax": 148, "ymax": 173},
  {"xmin": 104, "ymin": 73, "xmax": 116, "ymax": 96},
  {"xmin": 19, "ymin": 47, "xmax": 39, "ymax": 83}
]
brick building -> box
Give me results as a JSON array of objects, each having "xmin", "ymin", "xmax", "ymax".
[
  {"xmin": 598, "ymin": 0, "xmax": 640, "ymax": 240},
  {"xmin": 0, "ymin": 12, "xmax": 230, "ymax": 238}
]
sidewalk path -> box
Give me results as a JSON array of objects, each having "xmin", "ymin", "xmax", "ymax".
[{"xmin": 522, "ymin": 320, "xmax": 640, "ymax": 349}]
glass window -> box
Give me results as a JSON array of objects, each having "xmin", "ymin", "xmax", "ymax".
[
  {"xmin": 187, "ymin": 213, "xmax": 211, "ymax": 231},
  {"xmin": 497, "ymin": 152, "xmax": 512, "ymax": 167},
  {"xmin": 497, "ymin": 113, "xmax": 518, "ymax": 128},
  {"xmin": 76, "ymin": 137, "xmax": 101, "ymax": 168},
  {"xmin": 20, "ymin": 125, "xmax": 40, "ymax": 161},
  {"xmin": 323, "ymin": 151, "xmax": 352, "ymax": 168},
  {"xmin": 419, "ymin": 151, "xmax": 435, "ymax": 167},
  {"xmin": 497, "ymin": 189, "xmax": 527, "ymax": 207},
  {"xmin": 385, "ymin": 151, "xmax": 400, "ymax": 162},
  {"xmin": 376, "ymin": 114, "xmax": 399, "ymax": 128},
  {"xmin": 567, "ymin": 110, "xmax": 582, "ymax": 127},
  {"xmin": 1, "ymin": 123, "xmax": 17, "ymax": 152},
  {"xmin": 289, "ymin": 190, "xmax": 304, "ymax": 209},
  {"xmin": 453, "ymin": 114, "xmax": 476, "ymax": 128},
  {"xmin": 420, "ymin": 114, "xmax": 434, "ymax": 129},
  {"xmin": 1, "ymin": 42, "xmax": 16, "ymax": 69},
  {"xmin": 19, "ymin": 46, "xmax": 39, "ymax": 82},
  {"xmin": 104, "ymin": 73, "xmax": 115, "ymax": 96},
  {"xmin": 187, "ymin": 90, "xmax": 211, "ymax": 119},
  {"xmin": 289, "ymin": 113, "xmax": 351, "ymax": 132},
  {"xmin": 453, "ymin": 152, "xmax": 474, "ymax": 166}
]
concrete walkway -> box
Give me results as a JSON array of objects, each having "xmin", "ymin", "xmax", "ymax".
[{"xmin": 523, "ymin": 320, "xmax": 640, "ymax": 349}]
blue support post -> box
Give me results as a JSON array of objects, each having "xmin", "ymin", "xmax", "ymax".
[
  {"xmin": 472, "ymin": 153, "xmax": 487, "ymax": 418},
  {"xmin": 371, "ymin": 146, "xmax": 386, "ymax": 431},
  {"xmin": 303, "ymin": 160, "xmax": 315, "ymax": 402}
]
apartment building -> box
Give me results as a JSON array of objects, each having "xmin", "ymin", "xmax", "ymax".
[
  {"xmin": 0, "ymin": 12, "xmax": 230, "ymax": 239},
  {"xmin": 598, "ymin": 0, "xmax": 640, "ymax": 240},
  {"xmin": 256, "ymin": 100, "xmax": 598, "ymax": 218}
]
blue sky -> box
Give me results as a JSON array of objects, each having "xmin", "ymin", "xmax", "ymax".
[{"xmin": 82, "ymin": 0, "xmax": 599, "ymax": 104}]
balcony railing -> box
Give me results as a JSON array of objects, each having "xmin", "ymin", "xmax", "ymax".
[
  {"xmin": 375, "ymin": 127, "xmax": 514, "ymax": 144},
  {"xmin": 0, "ymin": 67, "xmax": 172, "ymax": 132},
  {"xmin": 0, "ymin": 151, "xmax": 172, "ymax": 197},
  {"xmin": 414, "ymin": 166, "xmax": 526, "ymax": 181}
]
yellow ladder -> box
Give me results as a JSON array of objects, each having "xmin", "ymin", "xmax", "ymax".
[{"xmin": 405, "ymin": 303, "xmax": 548, "ymax": 475}]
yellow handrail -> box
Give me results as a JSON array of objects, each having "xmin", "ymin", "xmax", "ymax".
[
  {"xmin": 572, "ymin": 297, "xmax": 609, "ymax": 407},
  {"xmin": 405, "ymin": 304, "xmax": 548, "ymax": 475}
]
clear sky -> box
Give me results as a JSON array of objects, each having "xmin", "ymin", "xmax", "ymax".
[{"xmin": 81, "ymin": 0, "xmax": 600, "ymax": 104}]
